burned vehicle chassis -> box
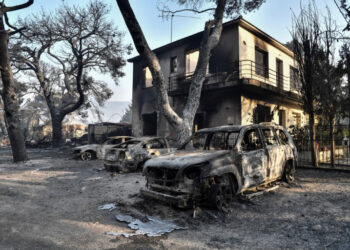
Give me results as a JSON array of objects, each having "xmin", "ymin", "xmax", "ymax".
[{"xmin": 141, "ymin": 124, "xmax": 297, "ymax": 210}]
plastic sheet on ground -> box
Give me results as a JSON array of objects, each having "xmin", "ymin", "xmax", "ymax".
[
  {"xmin": 97, "ymin": 203, "xmax": 117, "ymax": 211},
  {"xmin": 106, "ymin": 214, "xmax": 186, "ymax": 237}
]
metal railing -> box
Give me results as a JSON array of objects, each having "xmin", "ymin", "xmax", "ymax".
[
  {"xmin": 294, "ymin": 138, "xmax": 350, "ymax": 167},
  {"xmin": 168, "ymin": 60, "xmax": 299, "ymax": 93}
]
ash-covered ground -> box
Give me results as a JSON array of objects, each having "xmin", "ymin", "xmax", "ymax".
[{"xmin": 0, "ymin": 148, "xmax": 349, "ymax": 250}]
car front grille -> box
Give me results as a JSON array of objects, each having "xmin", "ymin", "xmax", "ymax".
[{"xmin": 147, "ymin": 167, "xmax": 178, "ymax": 187}]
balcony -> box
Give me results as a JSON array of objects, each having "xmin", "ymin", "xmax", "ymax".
[{"xmin": 168, "ymin": 60, "xmax": 300, "ymax": 101}]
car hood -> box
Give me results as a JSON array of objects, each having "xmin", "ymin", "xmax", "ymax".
[{"xmin": 144, "ymin": 150, "xmax": 229, "ymax": 169}]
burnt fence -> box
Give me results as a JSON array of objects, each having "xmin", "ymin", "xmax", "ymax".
[{"xmin": 293, "ymin": 132, "xmax": 350, "ymax": 168}]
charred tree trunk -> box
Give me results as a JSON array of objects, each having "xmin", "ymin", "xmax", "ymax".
[
  {"xmin": 0, "ymin": 30, "xmax": 27, "ymax": 162},
  {"xmin": 51, "ymin": 113, "xmax": 63, "ymax": 148},
  {"xmin": 329, "ymin": 118, "xmax": 335, "ymax": 168},
  {"xmin": 309, "ymin": 112, "xmax": 318, "ymax": 168}
]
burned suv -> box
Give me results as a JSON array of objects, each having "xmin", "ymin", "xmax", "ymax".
[{"xmin": 141, "ymin": 123, "xmax": 297, "ymax": 211}]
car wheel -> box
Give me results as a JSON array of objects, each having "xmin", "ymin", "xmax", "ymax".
[
  {"xmin": 81, "ymin": 151, "xmax": 93, "ymax": 161},
  {"xmin": 284, "ymin": 162, "xmax": 295, "ymax": 184},
  {"xmin": 208, "ymin": 174, "xmax": 235, "ymax": 212}
]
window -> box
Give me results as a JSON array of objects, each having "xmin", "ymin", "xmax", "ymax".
[
  {"xmin": 255, "ymin": 105, "xmax": 271, "ymax": 123},
  {"xmin": 241, "ymin": 129, "xmax": 262, "ymax": 151},
  {"xmin": 208, "ymin": 131, "xmax": 240, "ymax": 150},
  {"xmin": 170, "ymin": 56, "xmax": 178, "ymax": 73},
  {"xmin": 145, "ymin": 139, "xmax": 165, "ymax": 149},
  {"xmin": 255, "ymin": 47, "xmax": 268, "ymax": 78},
  {"xmin": 143, "ymin": 67, "xmax": 153, "ymax": 88},
  {"xmin": 262, "ymin": 128, "xmax": 278, "ymax": 146},
  {"xmin": 276, "ymin": 129, "xmax": 288, "ymax": 145},
  {"xmin": 186, "ymin": 50, "xmax": 199, "ymax": 75},
  {"xmin": 290, "ymin": 66, "xmax": 299, "ymax": 91}
]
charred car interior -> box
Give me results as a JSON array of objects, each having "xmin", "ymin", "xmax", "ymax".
[{"xmin": 141, "ymin": 123, "xmax": 297, "ymax": 211}]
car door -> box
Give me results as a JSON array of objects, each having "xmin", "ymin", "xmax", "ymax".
[
  {"xmin": 238, "ymin": 128, "xmax": 269, "ymax": 189},
  {"xmin": 261, "ymin": 127, "xmax": 284, "ymax": 181}
]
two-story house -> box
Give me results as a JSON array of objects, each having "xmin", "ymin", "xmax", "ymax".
[{"xmin": 128, "ymin": 17, "xmax": 306, "ymax": 138}]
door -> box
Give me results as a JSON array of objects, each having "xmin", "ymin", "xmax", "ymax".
[
  {"xmin": 261, "ymin": 127, "xmax": 284, "ymax": 180},
  {"xmin": 239, "ymin": 128, "xmax": 269, "ymax": 189},
  {"xmin": 143, "ymin": 113, "xmax": 157, "ymax": 136},
  {"xmin": 276, "ymin": 59, "xmax": 283, "ymax": 90}
]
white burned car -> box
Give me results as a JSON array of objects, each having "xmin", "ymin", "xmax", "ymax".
[
  {"xmin": 141, "ymin": 123, "xmax": 297, "ymax": 211},
  {"xmin": 73, "ymin": 136, "xmax": 133, "ymax": 161},
  {"xmin": 104, "ymin": 137, "xmax": 175, "ymax": 172}
]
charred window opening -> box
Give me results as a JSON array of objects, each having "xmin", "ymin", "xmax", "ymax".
[
  {"xmin": 276, "ymin": 129, "xmax": 288, "ymax": 145},
  {"xmin": 170, "ymin": 56, "xmax": 178, "ymax": 73},
  {"xmin": 276, "ymin": 59, "xmax": 283, "ymax": 89},
  {"xmin": 255, "ymin": 47, "xmax": 269, "ymax": 78},
  {"xmin": 143, "ymin": 67, "xmax": 153, "ymax": 88},
  {"xmin": 143, "ymin": 113, "xmax": 157, "ymax": 136},
  {"xmin": 254, "ymin": 105, "xmax": 271, "ymax": 123},
  {"xmin": 241, "ymin": 129, "xmax": 262, "ymax": 151},
  {"xmin": 262, "ymin": 128, "xmax": 279, "ymax": 146},
  {"xmin": 186, "ymin": 50, "xmax": 199, "ymax": 75},
  {"xmin": 193, "ymin": 113, "xmax": 204, "ymax": 132},
  {"xmin": 290, "ymin": 66, "xmax": 299, "ymax": 91}
]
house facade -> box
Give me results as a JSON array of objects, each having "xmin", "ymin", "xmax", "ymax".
[{"xmin": 129, "ymin": 17, "xmax": 307, "ymax": 138}]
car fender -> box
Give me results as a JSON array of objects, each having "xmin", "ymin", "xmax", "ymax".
[{"xmin": 202, "ymin": 164, "xmax": 243, "ymax": 193}]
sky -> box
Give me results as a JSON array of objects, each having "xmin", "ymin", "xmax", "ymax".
[{"xmin": 6, "ymin": 0, "xmax": 348, "ymax": 103}]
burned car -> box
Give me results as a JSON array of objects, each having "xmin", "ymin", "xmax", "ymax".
[
  {"xmin": 73, "ymin": 136, "xmax": 133, "ymax": 161},
  {"xmin": 104, "ymin": 137, "xmax": 175, "ymax": 172},
  {"xmin": 141, "ymin": 123, "xmax": 297, "ymax": 211}
]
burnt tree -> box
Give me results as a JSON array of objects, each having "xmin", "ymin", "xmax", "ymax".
[
  {"xmin": 116, "ymin": 0, "xmax": 265, "ymax": 145},
  {"xmin": 291, "ymin": 3, "xmax": 323, "ymax": 167},
  {"xmin": 12, "ymin": 0, "xmax": 131, "ymax": 147},
  {"xmin": 0, "ymin": 0, "xmax": 33, "ymax": 162}
]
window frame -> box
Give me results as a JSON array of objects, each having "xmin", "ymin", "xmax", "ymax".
[{"xmin": 255, "ymin": 47, "xmax": 269, "ymax": 78}]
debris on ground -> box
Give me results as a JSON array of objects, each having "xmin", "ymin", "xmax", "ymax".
[
  {"xmin": 98, "ymin": 203, "xmax": 118, "ymax": 211},
  {"xmin": 106, "ymin": 214, "xmax": 186, "ymax": 237}
]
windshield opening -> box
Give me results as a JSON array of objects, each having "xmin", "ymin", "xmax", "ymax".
[
  {"xmin": 182, "ymin": 130, "xmax": 240, "ymax": 150},
  {"xmin": 114, "ymin": 140, "xmax": 140, "ymax": 149}
]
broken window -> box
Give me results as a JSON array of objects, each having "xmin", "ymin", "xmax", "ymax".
[
  {"xmin": 290, "ymin": 66, "xmax": 299, "ymax": 91},
  {"xmin": 276, "ymin": 129, "xmax": 288, "ymax": 145},
  {"xmin": 241, "ymin": 129, "xmax": 262, "ymax": 151},
  {"xmin": 170, "ymin": 56, "xmax": 178, "ymax": 73},
  {"xmin": 186, "ymin": 50, "xmax": 199, "ymax": 75},
  {"xmin": 255, "ymin": 105, "xmax": 271, "ymax": 123},
  {"xmin": 145, "ymin": 139, "xmax": 165, "ymax": 149},
  {"xmin": 262, "ymin": 128, "xmax": 278, "ymax": 146},
  {"xmin": 255, "ymin": 47, "xmax": 268, "ymax": 78},
  {"xmin": 143, "ymin": 67, "xmax": 153, "ymax": 88}
]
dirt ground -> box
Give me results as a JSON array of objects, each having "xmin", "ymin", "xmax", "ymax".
[{"xmin": 0, "ymin": 148, "xmax": 349, "ymax": 250}]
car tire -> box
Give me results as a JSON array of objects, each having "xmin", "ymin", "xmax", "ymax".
[
  {"xmin": 283, "ymin": 162, "xmax": 295, "ymax": 184},
  {"xmin": 81, "ymin": 151, "xmax": 93, "ymax": 161},
  {"xmin": 208, "ymin": 174, "xmax": 235, "ymax": 212}
]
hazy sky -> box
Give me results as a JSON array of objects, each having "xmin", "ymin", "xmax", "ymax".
[{"xmin": 7, "ymin": 0, "xmax": 348, "ymax": 102}]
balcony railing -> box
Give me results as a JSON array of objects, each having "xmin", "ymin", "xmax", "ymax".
[{"xmin": 168, "ymin": 60, "xmax": 299, "ymax": 94}]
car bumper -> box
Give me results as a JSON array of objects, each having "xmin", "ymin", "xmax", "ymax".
[{"xmin": 140, "ymin": 188, "xmax": 191, "ymax": 208}]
